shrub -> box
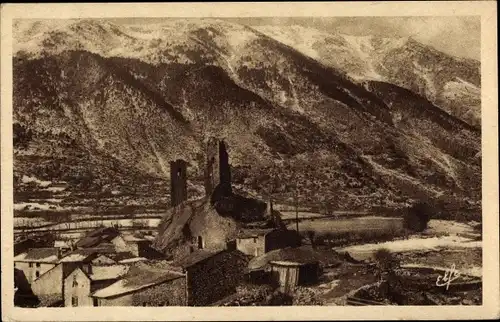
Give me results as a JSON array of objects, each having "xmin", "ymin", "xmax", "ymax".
[
  {"xmin": 374, "ymin": 248, "xmax": 397, "ymax": 273},
  {"xmin": 305, "ymin": 230, "xmax": 316, "ymax": 248},
  {"xmin": 403, "ymin": 201, "xmax": 432, "ymax": 232}
]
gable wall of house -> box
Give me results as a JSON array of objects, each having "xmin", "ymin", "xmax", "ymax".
[
  {"xmin": 64, "ymin": 268, "xmax": 92, "ymax": 307},
  {"xmin": 32, "ymin": 263, "xmax": 63, "ymax": 298},
  {"xmin": 236, "ymin": 235, "xmax": 266, "ymax": 257},
  {"xmin": 15, "ymin": 261, "xmax": 57, "ymax": 284}
]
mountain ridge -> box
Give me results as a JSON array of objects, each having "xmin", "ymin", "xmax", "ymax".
[{"xmin": 12, "ymin": 19, "xmax": 481, "ymax": 214}]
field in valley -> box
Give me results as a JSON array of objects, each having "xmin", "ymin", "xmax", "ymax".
[{"xmin": 287, "ymin": 216, "xmax": 404, "ymax": 238}]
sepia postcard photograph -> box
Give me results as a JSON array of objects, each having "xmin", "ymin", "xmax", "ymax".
[{"xmin": 1, "ymin": 1, "xmax": 498, "ymax": 321}]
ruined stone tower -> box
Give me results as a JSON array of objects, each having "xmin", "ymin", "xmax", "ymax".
[
  {"xmin": 204, "ymin": 138, "xmax": 220, "ymax": 196},
  {"xmin": 204, "ymin": 139, "xmax": 232, "ymax": 197},
  {"xmin": 170, "ymin": 159, "xmax": 188, "ymax": 208}
]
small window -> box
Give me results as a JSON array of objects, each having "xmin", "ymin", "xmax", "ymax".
[
  {"xmin": 72, "ymin": 296, "xmax": 78, "ymax": 307},
  {"xmin": 142, "ymin": 302, "xmax": 147, "ymax": 307},
  {"xmin": 29, "ymin": 263, "xmax": 33, "ymax": 268},
  {"xmin": 253, "ymin": 237, "xmax": 257, "ymax": 243},
  {"xmin": 93, "ymin": 298, "xmax": 99, "ymax": 307},
  {"xmin": 35, "ymin": 271, "xmax": 40, "ymax": 278},
  {"xmin": 36, "ymin": 263, "xmax": 41, "ymax": 268}
]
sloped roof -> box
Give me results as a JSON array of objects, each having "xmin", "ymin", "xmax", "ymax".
[
  {"xmin": 89, "ymin": 265, "xmax": 129, "ymax": 281},
  {"xmin": 107, "ymin": 252, "xmax": 136, "ymax": 262},
  {"xmin": 118, "ymin": 257, "xmax": 147, "ymax": 264},
  {"xmin": 59, "ymin": 248, "xmax": 99, "ymax": 263},
  {"xmin": 248, "ymin": 246, "xmax": 342, "ymax": 271},
  {"xmin": 91, "ymin": 264, "xmax": 184, "ymax": 298},
  {"xmin": 14, "ymin": 248, "xmax": 59, "ymax": 263},
  {"xmin": 54, "ymin": 240, "xmax": 71, "ymax": 248},
  {"xmin": 172, "ymin": 249, "xmax": 221, "ymax": 268},
  {"xmin": 237, "ymin": 228, "xmax": 275, "ymax": 238},
  {"xmin": 123, "ymin": 235, "xmax": 147, "ymax": 242},
  {"xmin": 76, "ymin": 227, "xmax": 120, "ymax": 248}
]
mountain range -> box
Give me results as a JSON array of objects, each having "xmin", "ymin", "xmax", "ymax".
[{"xmin": 12, "ymin": 19, "xmax": 481, "ymax": 214}]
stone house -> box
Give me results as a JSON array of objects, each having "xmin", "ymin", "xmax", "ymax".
[
  {"xmin": 174, "ymin": 249, "xmax": 249, "ymax": 306},
  {"xmin": 54, "ymin": 240, "xmax": 73, "ymax": 253},
  {"xmin": 64, "ymin": 265, "xmax": 129, "ymax": 307},
  {"xmin": 229, "ymin": 228, "xmax": 301, "ymax": 257},
  {"xmin": 92, "ymin": 249, "xmax": 249, "ymax": 307},
  {"xmin": 76, "ymin": 227, "xmax": 162, "ymax": 258},
  {"xmin": 25, "ymin": 248, "xmax": 114, "ymax": 307},
  {"xmin": 91, "ymin": 265, "xmax": 186, "ymax": 306},
  {"xmin": 154, "ymin": 198, "xmax": 241, "ymax": 260},
  {"xmin": 30, "ymin": 262, "xmax": 79, "ymax": 307},
  {"xmin": 14, "ymin": 248, "xmax": 61, "ymax": 284}
]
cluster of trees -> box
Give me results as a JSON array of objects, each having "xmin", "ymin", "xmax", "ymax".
[
  {"xmin": 403, "ymin": 201, "xmax": 433, "ymax": 232},
  {"xmin": 13, "ymin": 123, "xmax": 33, "ymax": 149}
]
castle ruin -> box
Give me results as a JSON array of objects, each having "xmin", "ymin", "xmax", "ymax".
[
  {"xmin": 170, "ymin": 159, "xmax": 188, "ymax": 208},
  {"xmin": 204, "ymin": 139, "xmax": 232, "ymax": 197}
]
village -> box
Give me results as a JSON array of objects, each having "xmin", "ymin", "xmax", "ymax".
[{"xmin": 14, "ymin": 139, "xmax": 483, "ymax": 307}]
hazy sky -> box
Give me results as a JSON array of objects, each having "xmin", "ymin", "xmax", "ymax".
[{"xmin": 113, "ymin": 16, "xmax": 480, "ymax": 60}]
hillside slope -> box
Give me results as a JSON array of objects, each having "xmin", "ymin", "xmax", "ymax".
[
  {"xmin": 255, "ymin": 25, "xmax": 481, "ymax": 129},
  {"xmin": 13, "ymin": 19, "xmax": 481, "ymax": 212}
]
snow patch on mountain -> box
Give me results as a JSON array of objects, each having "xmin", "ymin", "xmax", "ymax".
[
  {"xmin": 340, "ymin": 35, "xmax": 382, "ymax": 80},
  {"xmin": 255, "ymin": 25, "xmax": 323, "ymax": 59},
  {"xmin": 443, "ymin": 77, "xmax": 481, "ymax": 99},
  {"xmin": 411, "ymin": 60, "xmax": 437, "ymax": 99}
]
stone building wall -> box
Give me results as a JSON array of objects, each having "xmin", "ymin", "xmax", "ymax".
[
  {"xmin": 170, "ymin": 159, "xmax": 188, "ymax": 207},
  {"xmin": 236, "ymin": 236, "xmax": 266, "ymax": 257},
  {"xmin": 186, "ymin": 250, "xmax": 248, "ymax": 306},
  {"xmin": 64, "ymin": 267, "xmax": 92, "ymax": 307},
  {"xmin": 15, "ymin": 261, "xmax": 56, "ymax": 284},
  {"xmin": 32, "ymin": 263, "xmax": 63, "ymax": 299}
]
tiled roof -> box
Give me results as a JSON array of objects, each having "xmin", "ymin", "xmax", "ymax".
[
  {"xmin": 59, "ymin": 249, "xmax": 99, "ymax": 263},
  {"xmin": 118, "ymin": 257, "xmax": 147, "ymax": 264},
  {"xmin": 123, "ymin": 235, "xmax": 147, "ymax": 242},
  {"xmin": 76, "ymin": 227, "xmax": 120, "ymax": 248},
  {"xmin": 107, "ymin": 251, "xmax": 136, "ymax": 262},
  {"xmin": 89, "ymin": 265, "xmax": 129, "ymax": 281},
  {"xmin": 172, "ymin": 249, "xmax": 221, "ymax": 268},
  {"xmin": 248, "ymin": 245, "xmax": 342, "ymax": 271},
  {"xmin": 91, "ymin": 265, "xmax": 184, "ymax": 298},
  {"xmin": 237, "ymin": 228, "xmax": 275, "ymax": 238},
  {"xmin": 54, "ymin": 240, "xmax": 71, "ymax": 248},
  {"xmin": 14, "ymin": 248, "xmax": 60, "ymax": 263}
]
